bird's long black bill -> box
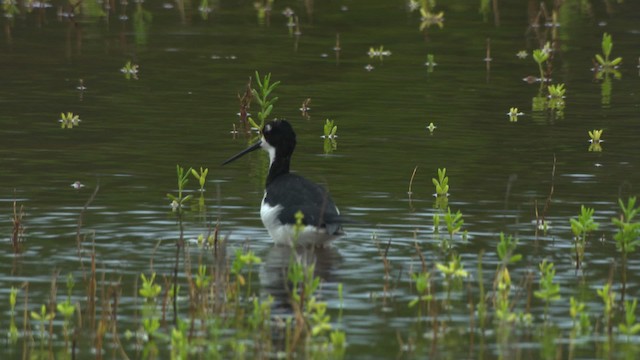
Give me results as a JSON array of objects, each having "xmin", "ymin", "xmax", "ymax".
[{"xmin": 222, "ymin": 141, "xmax": 262, "ymax": 165}]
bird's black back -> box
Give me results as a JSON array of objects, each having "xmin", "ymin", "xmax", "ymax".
[{"xmin": 264, "ymin": 173, "xmax": 343, "ymax": 235}]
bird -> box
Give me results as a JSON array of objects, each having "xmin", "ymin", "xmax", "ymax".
[{"xmin": 223, "ymin": 119, "xmax": 345, "ymax": 247}]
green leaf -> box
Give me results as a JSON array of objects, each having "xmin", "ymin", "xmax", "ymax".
[{"xmin": 595, "ymin": 54, "xmax": 605, "ymax": 66}]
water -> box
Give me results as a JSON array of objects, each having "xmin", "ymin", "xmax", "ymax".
[{"xmin": 2, "ymin": 0, "xmax": 640, "ymax": 358}]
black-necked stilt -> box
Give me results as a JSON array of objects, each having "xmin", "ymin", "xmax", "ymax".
[{"xmin": 223, "ymin": 120, "xmax": 345, "ymax": 247}]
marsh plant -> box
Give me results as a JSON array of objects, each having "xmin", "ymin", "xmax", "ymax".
[
  {"xmin": 443, "ymin": 206, "xmax": 464, "ymax": 242},
  {"xmin": 426, "ymin": 122, "xmax": 436, "ymax": 134},
  {"xmin": 367, "ymin": 45, "xmax": 391, "ymax": 60},
  {"xmin": 588, "ymin": 129, "xmax": 604, "ymax": 152},
  {"xmin": 121, "ymin": 60, "xmax": 139, "ymax": 80},
  {"xmin": 425, "ymin": 53, "xmax": 437, "ymax": 72},
  {"xmin": 570, "ymin": 205, "xmax": 598, "ymax": 269},
  {"xmin": 167, "ymin": 165, "xmax": 193, "ymax": 212},
  {"xmin": 588, "ymin": 129, "xmax": 604, "ymax": 144},
  {"xmin": 597, "ymin": 283, "xmax": 616, "ymax": 335},
  {"xmin": 594, "ymin": 34, "xmax": 622, "ymax": 106},
  {"xmin": 409, "ymin": 270, "xmax": 432, "ymax": 318},
  {"xmin": 11, "ymin": 199, "xmax": 25, "ymax": 253},
  {"xmin": 619, "ymin": 299, "xmax": 640, "ymax": 339},
  {"xmin": 248, "ymin": 71, "xmax": 280, "ymax": 130},
  {"xmin": 432, "ymin": 167, "xmax": 449, "ymax": 209},
  {"xmin": 322, "ymin": 119, "xmax": 338, "ymax": 154},
  {"xmin": 8, "ymin": 287, "xmax": 19, "ymax": 344},
  {"xmin": 418, "ymin": 2, "xmax": 444, "ymax": 30},
  {"xmin": 595, "ymin": 33, "xmax": 622, "ymax": 70},
  {"xmin": 59, "ymin": 112, "xmax": 81, "ymax": 129},
  {"xmin": 191, "ymin": 167, "xmax": 209, "ymax": 192},
  {"xmin": 436, "ymin": 254, "xmax": 468, "ymax": 293},
  {"xmin": 507, "ymin": 107, "xmax": 523, "ymax": 122},
  {"xmin": 493, "ymin": 233, "xmax": 529, "ymax": 325},
  {"xmin": 534, "ymin": 259, "xmax": 561, "ymax": 322},
  {"xmin": 569, "ymin": 297, "xmax": 591, "ymax": 336},
  {"xmin": 532, "ymin": 42, "xmax": 551, "ymax": 82},
  {"xmin": 612, "ymin": 197, "xmax": 640, "ymax": 297},
  {"xmin": 322, "ymin": 119, "xmax": 338, "ymax": 139}
]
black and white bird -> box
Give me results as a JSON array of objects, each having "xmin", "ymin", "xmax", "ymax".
[{"xmin": 223, "ymin": 120, "xmax": 345, "ymax": 247}]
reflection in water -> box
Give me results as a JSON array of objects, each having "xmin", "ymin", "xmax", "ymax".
[{"xmin": 261, "ymin": 245, "xmax": 342, "ymax": 314}]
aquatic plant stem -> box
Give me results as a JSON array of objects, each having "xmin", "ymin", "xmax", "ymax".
[{"xmin": 173, "ymin": 210, "xmax": 184, "ymax": 326}]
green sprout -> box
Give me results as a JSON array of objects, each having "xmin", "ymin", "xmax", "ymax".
[
  {"xmin": 595, "ymin": 33, "xmax": 623, "ymax": 69},
  {"xmin": 8, "ymin": 287, "xmax": 19, "ymax": 343},
  {"xmin": 322, "ymin": 119, "xmax": 338, "ymax": 139},
  {"xmin": 547, "ymin": 83, "xmax": 566, "ymax": 114},
  {"xmin": 198, "ymin": 0, "xmax": 212, "ymax": 20},
  {"xmin": 248, "ymin": 71, "xmax": 280, "ymax": 130},
  {"xmin": 190, "ymin": 167, "xmax": 209, "ymax": 192},
  {"xmin": 619, "ymin": 299, "xmax": 640, "ymax": 339},
  {"xmin": 139, "ymin": 272, "xmax": 162, "ymax": 300},
  {"xmin": 367, "ymin": 45, "xmax": 391, "ymax": 60},
  {"xmin": 3, "ymin": 0, "xmax": 19, "ymax": 19},
  {"xmin": 569, "ymin": 297, "xmax": 591, "ymax": 335},
  {"xmin": 597, "ymin": 283, "xmax": 616, "ymax": 334},
  {"xmin": 120, "ymin": 60, "xmax": 139, "ymax": 80},
  {"xmin": 496, "ymin": 233, "xmax": 522, "ymax": 265},
  {"xmin": 532, "ymin": 42, "xmax": 551, "ymax": 82},
  {"xmin": 432, "ymin": 168, "xmax": 449, "ymax": 197},
  {"xmin": 588, "ymin": 129, "xmax": 604, "ymax": 152},
  {"xmin": 166, "ymin": 165, "xmax": 193, "ymax": 212},
  {"xmin": 588, "ymin": 129, "xmax": 603, "ymax": 144},
  {"xmin": 31, "ymin": 304, "xmax": 55, "ymax": 340},
  {"xmin": 59, "ymin": 112, "xmax": 81, "ymax": 129},
  {"xmin": 436, "ymin": 254, "xmax": 468, "ymax": 280},
  {"xmin": 195, "ymin": 264, "xmax": 211, "ymax": 290},
  {"xmin": 570, "ymin": 205, "xmax": 598, "ymax": 269},
  {"xmin": 426, "ymin": 122, "xmax": 437, "ymax": 134},
  {"xmin": 425, "ymin": 53, "xmax": 437, "ymax": 72},
  {"xmin": 507, "ymin": 107, "xmax": 523, "ymax": 122},
  {"xmin": 419, "ymin": 7, "xmax": 444, "ymax": 31},
  {"xmin": 613, "ymin": 197, "xmax": 640, "ymax": 254},
  {"xmin": 443, "ymin": 207, "xmax": 464, "ymax": 241},
  {"xmin": 534, "ymin": 259, "xmax": 561, "ymax": 321},
  {"xmin": 231, "ymin": 248, "xmax": 262, "ymax": 297},
  {"xmin": 409, "ymin": 271, "xmax": 432, "ymax": 309}
]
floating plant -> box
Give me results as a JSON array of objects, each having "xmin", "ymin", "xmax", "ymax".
[{"xmin": 426, "ymin": 122, "xmax": 436, "ymax": 134}]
